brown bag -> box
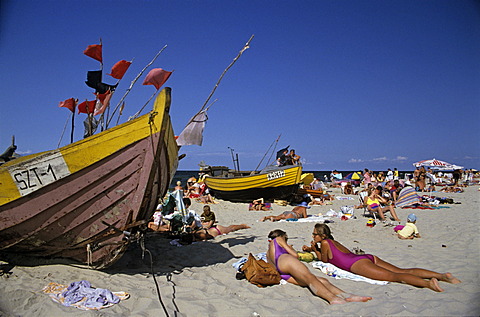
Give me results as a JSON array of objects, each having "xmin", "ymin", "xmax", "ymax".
[{"xmin": 241, "ymin": 253, "xmax": 281, "ymax": 287}]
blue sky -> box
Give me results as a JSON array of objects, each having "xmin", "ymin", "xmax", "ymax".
[{"xmin": 1, "ymin": 0, "xmax": 479, "ymax": 172}]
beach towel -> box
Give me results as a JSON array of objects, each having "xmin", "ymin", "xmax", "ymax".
[
  {"xmin": 311, "ymin": 262, "xmax": 389, "ymax": 285},
  {"xmin": 279, "ymin": 215, "xmax": 332, "ymax": 223},
  {"xmin": 43, "ymin": 281, "xmax": 129, "ymax": 310},
  {"xmin": 402, "ymin": 205, "xmax": 435, "ymax": 210},
  {"xmin": 336, "ymin": 196, "xmax": 354, "ymax": 201}
]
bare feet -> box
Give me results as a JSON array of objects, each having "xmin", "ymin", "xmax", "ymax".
[
  {"xmin": 341, "ymin": 293, "xmax": 373, "ymax": 302},
  {"xmin": 329, "ymin": 296, "xmax": 348, "ymax": 305},
  {"xmin": 428, "ymin": 278, "xmax": 444, "ymax": 292},
  {"xmin": 442, "ymin": 273, "xmax": 461, "ymax": 284}
]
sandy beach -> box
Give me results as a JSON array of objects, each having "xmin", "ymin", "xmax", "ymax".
[{"xmin": 1, "ymin": 185, "xmax": 479, "ymax": 316}]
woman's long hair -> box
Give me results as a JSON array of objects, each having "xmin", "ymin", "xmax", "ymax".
[
  {"xmin": 314, "ymin": 223, "xmax": 334, "ymax": 240},
  {"xmin": 268, "ymin": 229, "xmax": 287, "ymax": 240}
]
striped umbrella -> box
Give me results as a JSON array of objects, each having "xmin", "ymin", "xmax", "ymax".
[{"xmin": 413, "ymin": 158, "xmax": 463, "ymax": 170}]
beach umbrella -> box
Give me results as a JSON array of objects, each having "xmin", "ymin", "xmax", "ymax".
[
  {"xmin": 301, "ymin": 173, "xmax": 314, "ymax": 185},
  {"xmin": 344, "ymin": 172, "xmax": 361, "ymax": 180},
  {"xmin": 276, "ymin": 146, "xmax": 289, "ymax": 159},
  {"xmin": 412, "ymin": 158, "xmax": 463, "ymax": 170},
  {"xmin": 396, "ymin": 186, "xmax": 421, "ymax": 208}
]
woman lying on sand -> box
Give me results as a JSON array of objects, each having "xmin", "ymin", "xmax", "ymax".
[
  {"xmin": 302, "ymin": 224, "xmax": 461, "ymax": 292},
  {"xmin": 260, "ymin": 203, "xmax": 309, "ymax": 222},
  {"xmin": 193, "ymin": 224, "xmax": 250, "ymax": 241},
  {"xmin": 267, "ymin": 229, "xmax": 372, "ymax": 305}
]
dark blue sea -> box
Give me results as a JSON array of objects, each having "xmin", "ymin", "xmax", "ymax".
[{"xmin": 170, "ymin": 170, "xmax": 413, "ymax": 190}]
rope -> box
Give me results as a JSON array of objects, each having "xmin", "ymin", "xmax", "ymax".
[
  {"xmin": 86, "ymin": 244, "xmax": 92, "ymax": 267},
  {"xmin": 140, "ymin": 235, "xmax": 171, "ymax": 317}
]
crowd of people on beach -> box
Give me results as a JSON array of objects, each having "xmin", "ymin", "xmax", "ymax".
[{"xmin": 145, "ymin": 166, "xmax": 476, "ymax": 305}]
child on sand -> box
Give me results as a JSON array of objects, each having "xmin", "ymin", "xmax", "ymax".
[
  {"xmin": 395, "ymin": 213, "xmax": 421, "ymax": 240},
  {"xmin": 200, "ymin": 205, "xmax": 216, "ymax": 228}
]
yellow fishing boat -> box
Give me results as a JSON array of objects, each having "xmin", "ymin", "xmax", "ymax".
[{"xmin": 203, "ymin": 165, "xmax": 302, "ymax": 202}]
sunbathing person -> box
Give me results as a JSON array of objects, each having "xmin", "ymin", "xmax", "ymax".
[
  {"xmin": 260, "ymin": 202, "xmax": 309, "ymax": 222},
  {"xmin": 267, "ymin": 229, "xmax": 372, "ymax": 304},
  {"xmin": 440, "ymin": 186, "xmax": 464, "ymax": 193},
  {"xmin": 365, "ymin": 186, "xmax": 400, "ymax": 221},
  {"xmin": 250, "ymin": 198, "xmax": 270, "ymax": 211},
  {"xmin": 343, "ymin": 182, "xmax": 354, "ymax": 195},
  {"xmin": 193, "ymin": 224, "xmax": 250, "ymax": 240},
  {"xmin": 302, "ymin": 223, "xmax": 461, "ymax": 292}
]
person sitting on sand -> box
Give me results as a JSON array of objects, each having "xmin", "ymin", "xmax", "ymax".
[
  {"xmin": 343, "ymin": 182, "xmax": 354, "ymax": 195},
  {"xmin": 267, "ymin": 229, "xmax": 372, "ymax": 304},
  {"xmin": 388, "ymin": 179, "xmax": 403, "ymax": 201},
  {"xmin": 365, "ymin": 186, "xmax": 400, "ymax": 222},
  {"xmin": 196, "ymin": 181, "xmax": 216, "ymax": 204},
  {"xmin": 186, "ymin": 177, "xmax": 201, "ymax": 198},
  {"xmin": 302, "ymin": 223, "xmax": 461, "ymax": 292},
  {"xmin": 200, "ymin": 205, "xmax": 216, "ymax": 228},
  {"xmin": 184, "ymin": 198, "xmax": 202, "ymax": 231},
  {"xmin": 395, "ymin": 213, "xmax": 421, "ymax": 240},
  {"xmin": 260, "ymin": 202, "xmax": 309, "ymax": 222},
  {"xmin": 193, "ymin": 224, "xmax": 250, "ymax": 240}
]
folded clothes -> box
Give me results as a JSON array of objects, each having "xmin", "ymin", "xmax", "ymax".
[{"xmin": 43, "ymin": 281, "xmax": 129, "ymax": 310}]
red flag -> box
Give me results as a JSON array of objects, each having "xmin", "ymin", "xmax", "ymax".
[
  {"xmin": 83, "ymin": 44, "xmax": 103, "ymax": 63},
  {"xmin": 78, "ymin": 100, "xmax": 96, "ymax": 114},
  {"xmin": 142, "ymin": 68, "xmax": 172, "ymax": 90},
  {"xmin": 108, "ymin": 60, "xmax": 131, "ymax": 79},
  {"xmin": 59, "ymin": 98, "xmax": 76, "ymax": 113},
  {"xmin": 94, "ymin": 90, "xmax": 113, "ymax": 116}
]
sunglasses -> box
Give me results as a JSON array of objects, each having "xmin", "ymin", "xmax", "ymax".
[{"xmin": 312, "ymin": 233, "xmax": 320, "ymax": 236}]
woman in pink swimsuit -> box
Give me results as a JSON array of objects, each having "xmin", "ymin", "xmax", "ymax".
[
  {"xmin": 266, "ymin": 229, "xmax": 372, "ymax": 305},
  {"xmin": 303, "ymin": 224, "xmax": 461, "ymax": 292}
]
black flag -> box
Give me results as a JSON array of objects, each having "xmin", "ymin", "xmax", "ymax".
[{"xmin": 85, "ymin": 70, "xmax": 117, "ymax": 94}]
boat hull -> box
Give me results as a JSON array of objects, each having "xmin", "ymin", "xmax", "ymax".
[
  {"xmin": 0, "ymin": 88, "xmax": 178, "ymax": 268},
  {"xmin": 204, "ymin": 165, "xmax": 302, "ymax": 202}
]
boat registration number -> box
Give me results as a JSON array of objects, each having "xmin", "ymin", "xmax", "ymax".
[
  {"xmin": 267, "ymin": 170, "xmax": 285, "ymax": 181},
  {"xmin": 7, "ymin": 151, "xmax": 71, "ymax": 196}
]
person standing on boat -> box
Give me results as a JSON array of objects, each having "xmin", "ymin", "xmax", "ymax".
[{"xmin": 287, "ymin": 149, "xmax": 301, "ymax": 165}]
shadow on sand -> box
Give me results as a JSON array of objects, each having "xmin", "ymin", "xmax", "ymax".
[{"xmin": 105, "ymin": 232, "xmax": 256, "ymax": 276}]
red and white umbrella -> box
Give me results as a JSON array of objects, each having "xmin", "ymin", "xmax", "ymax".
[{"xmin": 413, "ymin": 158, "xmax": 463, "ymax": 170}]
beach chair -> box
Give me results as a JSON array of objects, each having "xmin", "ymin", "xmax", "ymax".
[{"xmin": 359, "ymin": 191, "xmax": 377, "ymax": 221}]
